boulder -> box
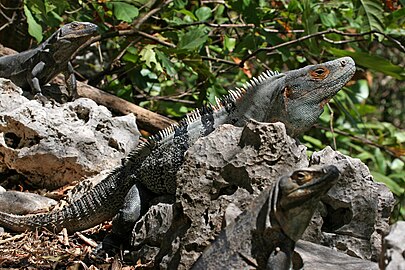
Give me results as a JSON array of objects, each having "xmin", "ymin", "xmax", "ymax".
[
  {"xmin": 380, "ymin": 221, "xmax": 405, "ymax": 270},
  {"xmin": 128, "ymin": 121, "xmax": 394, "ymax": 269},
  {"xmin": 0, "ymin": 78, "xmax": 139, "ymax": 189}
]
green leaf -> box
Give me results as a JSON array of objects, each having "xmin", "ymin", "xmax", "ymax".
[
  {"xmin": 329, "ymin": 48, "xmax": 405, "ymax": 80},
  {"xmin": 139, "ymin": 45, "xmax": 163, "ymax": 72},
  {"xmin": 178, "ymin": 28, "xmax": 208, "ymax": 50},
  {"xmin": 195, "ymin": 6, "xmax": 212, "ymax": 21},
  {"xmin": 302, "ymin": 135, "xmax": 323, "ymax": 148},
  {"xmin": 319, "ymin": 11, "xmax": 337, "ymax": 27},
  {"xmin": 112, "ymin": 2, "xmax": 139, "ymax": 22},
  {"xmin": 223, "ymin": 35, "xmax": 236, "ymax": 52},
  {"xmin": 371, "ymin": 171, "xmax": 404, "ymax": 196},
  {"xmin": 177, "ymin": 9, "xmax": 197, "ymax": 21},
  {"xmin": 156, "ymin": 50, "xmax": 176, "ymax": 77},
  {"xmin": 359, "ymin": 0, "xmax": 385, "ymax": 32},
  {"xmin": 23, "ymin": 5, "xmax": 43, "ymax": 42}
]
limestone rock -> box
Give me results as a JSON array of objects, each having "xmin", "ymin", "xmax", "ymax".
[
  {"xmin": 0, "ymin": 190, "xmax": 57, "ymax": 214},
  {"xmin": 308, "ymin": 147, "xmax": 395, "ymax": 261},
  {"xmin": 128, "ymin": 121, "xmax": 395, "ymax": 269},
  {"xmin": 296, "ymin": 240, "xmax": 379, "ymax": 270},
  {"xmin": 380, "ymin": 221, "xmax": 405, "ymax": 270},
  {"xmin": 0, "ymin": 78, "xmax": 139, "ymax": 189}
]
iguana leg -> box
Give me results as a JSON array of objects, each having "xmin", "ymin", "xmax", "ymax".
[
  {"xmin": 112, "ymin": 182, "xmax": 154, "ymax": 239},
  {"xmin": 29, "ymin": 61, "xmax": 45, "ymax": 95},
  {"xmin": 64, "ymin": 61, "xmax": 77, "ymax": 100},
  {"xmin": 29, "ymin": 61, "xmax": 49, "ymax": 104}
]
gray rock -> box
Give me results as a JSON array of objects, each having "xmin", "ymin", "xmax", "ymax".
[
  {"xmin": 0, "ymin": 190, "xmax": 57, "ymax": 214},
  {"xmin": 0, "ymin": 78, "xmax": 139, "ymax": 189},
  {"xmin": 176, "ymin": 121, "xmax": 308, "ymax": 269},
  {"xmin": 380, "ymin": 221, "xmax": 405, "ymax": 270},
  {"xmin": 296, "ymin": 240, "xmax": 379, "ymax": 270},
  {"xmin": 308, "ymin": 147, "xmax": 395, "ymax": 261},
  {"xmin": 128, "ymin": 121, "xmax": 394, "ymax": 269}
]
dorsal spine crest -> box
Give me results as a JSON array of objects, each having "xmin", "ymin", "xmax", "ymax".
[{"xmin": 148, "ymin": 69, "xmax": 280, "ymax": 143}]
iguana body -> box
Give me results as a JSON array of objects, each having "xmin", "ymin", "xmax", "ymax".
[
  {"xmin": 192, "ymin": 165, "xmax": 340, "ymax": 270},
  {"xmin": 0, "ymin": 21, "xmax": 97, "ymax": 99},
  {"xmin": 0, "ymin": 57, "xmax": 355, "ymax": 233}
]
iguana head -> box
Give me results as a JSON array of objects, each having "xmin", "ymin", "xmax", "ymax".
[
  {"xmin": 227, "ymin": 57, "xmax": 355, "ymax": 137},
  {"xmin": 58, "ymin": 21, "xmax": 98, "ymax": 40},
  {"xmin": 45, "ymin": 21, "xmax": 98, "ymax": 63},
  {"xmin": 272, "ymin": 165, "xmax": 340, "ymax": 242},
  {"xmin": 277, "ymin": 57, "xmax": 356, "ymax": 136}
]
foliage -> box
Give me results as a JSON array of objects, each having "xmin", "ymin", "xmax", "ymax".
[{"xmin": 9, "ymin": 0, "xmax": 405, "ymax": 220}]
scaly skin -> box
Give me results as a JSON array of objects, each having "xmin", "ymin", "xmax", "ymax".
[
  {"xmin": 191, "ymin": 165, "xmax": 341, "ymax": 270},
  {"xmin": 0, "ymin": 21, "xmax": 98, "ymax": 98},
  {"xmin": 0, "ymin": 58, "xmax": 355, "ymax": 233}
]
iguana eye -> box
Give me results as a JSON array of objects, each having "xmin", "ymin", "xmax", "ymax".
[
  {"xmin": 293, "ymin": 171, "xmax": 311, "ymax": 184},
  {"xmin": 310, "ymin": 67, "xmax": 329, "ymax": 79},
  {"xmin": 314, "ymin": 68, "xmax": 325, "ymax": 75},
  {"xmin": 296, "ymin": 172, "xmax": 306, "ymax": 180}
]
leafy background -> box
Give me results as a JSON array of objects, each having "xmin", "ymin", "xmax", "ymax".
[{"xmin": 0, "ymin": 0, "xmax": 404, "ymax": 221}]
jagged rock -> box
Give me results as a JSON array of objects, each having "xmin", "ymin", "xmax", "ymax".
[
  {"xmin": 0, "ymin": 78, "xmax": 139, "ymax": 189},
  {"xmin": 296, "ymin": 240, "xmax": 379, "ymax": 269},
  {"xmin": 129, "ymin": 121, "xmax": 394, "ymax": 269},
  {"xmin": 0, "ymin": 190, "xmax": 57, "ymax": 214},
  {"xmin": 380, "ymin": 221, "xmax": 405, "ymax": 270},
  {"xmin": 308, "ymin": 147, "xmax": 395, "ymax": 261}
]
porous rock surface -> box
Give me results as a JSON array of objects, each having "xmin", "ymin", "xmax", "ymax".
[
  {"xmin": 0, "ymin": 78, "xmax": 139, "ymax": 189},
  {"xmin": 129, "ymin": 121, "xmax": 394, "ymax": 269},
  {"xmin": 306, "ymin": 147, "xmax": 395, "ymax": 261},
  {"xmin": 0, "ymin": 190, "xmax": 57, "ymax": 214},
  {"xmin": 380, "ymin": 221, "xmax": 405, "ymax": 270}
]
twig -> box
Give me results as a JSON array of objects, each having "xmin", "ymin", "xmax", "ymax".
[
  {"xmin": 151, "ymin": 96, "xmax": 196, "ymax": 105},
  {"xmin": 201, "ymin": 56, "xmax": 239, "ymax": 66},
  {"xmin": 0, "ymin": 234, "xmax": 25, "ymax": 245},
  {"xmin": 239, "ymin": 29, "xmax": 405, "ymax": 67},
  {"xmin": 134, "ymin": 0, "xmax": 173, "ymax": 29},
  {"xmin": 75, "ymin": 231, "xmax": 98, "ymax": 248},
  {"xmin": 315, "ymin": 125, "xmax": 405, "ymax": 163},
  {"xmin": 326, "ymin": 103, "xmax": 337, "ymax": 150}
]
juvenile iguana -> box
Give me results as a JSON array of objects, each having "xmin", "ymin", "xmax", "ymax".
[
  {"xmin": 0, "ymin": 57, "xmax": 355, "ymax": 233},
  {"xmin": 191, "ymin": 165, "xmax": 340, "ymax": 270},
  {"xmin": 0, "ymin": 21, "xmax": 97, "ymax": 99}
]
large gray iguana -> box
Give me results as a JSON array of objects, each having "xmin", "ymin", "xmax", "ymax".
[
  {"xmin": 0, "ymin": 57, "xmax": 355, "ymax": 234},
  {"xmin": 0, "ymin": 21, "xmax": 98, "ymax": 99},
  {"xmin": 191, "ymin": 165, "xmax": 340, "ymax": 270}
]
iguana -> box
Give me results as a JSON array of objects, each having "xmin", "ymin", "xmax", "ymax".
[
  {"xmin": 0, "ymin": 21, "xmax": 97, "ymax": 99},
  {"xmin": 0, "ymin": 57, "xmax": 355, "ymax": 234},
  {"xmin": 191, "ymin": 165, "xmax": 340, "ymax": 270}
]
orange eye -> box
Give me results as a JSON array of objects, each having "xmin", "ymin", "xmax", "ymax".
[{"xmin": 310, "ymin": 67, "xmax": 329, "ymax": 79}]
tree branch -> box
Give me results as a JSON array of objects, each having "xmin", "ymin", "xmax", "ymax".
[
  {"xmin": 315, "ymin": 125, "xmax": 405, "ymax": 163},
  {"xmin": 239, "ymin": 29, "xmax": 405, "ymax": 67}
]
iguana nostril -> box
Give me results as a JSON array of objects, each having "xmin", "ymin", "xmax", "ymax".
[{"xmin": 341, "ymin": 60, "xmax": 347, "ymax": 67}]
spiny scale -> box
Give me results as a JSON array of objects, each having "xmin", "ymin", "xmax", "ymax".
[{"xmin": 148, "ymin": 69, "xmax": 280, "ymax": 143}]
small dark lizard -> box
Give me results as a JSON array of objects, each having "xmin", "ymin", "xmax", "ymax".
[
  {"xmin": 0, "ymin": 21, "xmax": 97, "ymax": 99},
  {"xmin": 191, "ymin": 165, "xmax": 340, "ymax": 270}
]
